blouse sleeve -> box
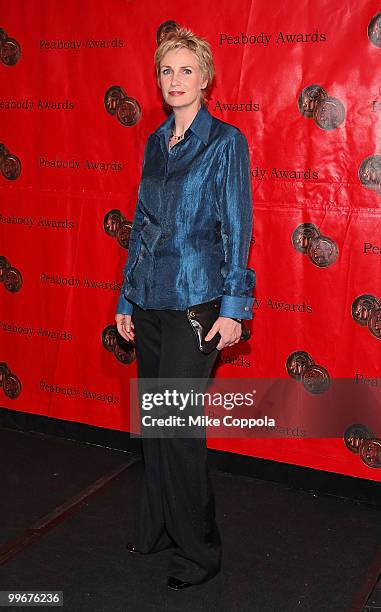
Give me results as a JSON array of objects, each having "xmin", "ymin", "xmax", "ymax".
[
  {"xmin": 215, "ymin": 130, "xmax": 256, "ymax": 320},
  {"xmin": 115, "ymin": 199, "xmax": 145, "ymax": 315},
  {"xmin": 115, "ymin": 138, "xmax": 150, "ymax": 315}
]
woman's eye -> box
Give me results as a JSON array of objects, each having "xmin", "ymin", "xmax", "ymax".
[
  {"xmin": 162, "ymin": 68, "xmax": 171, "ymax": 75},
  {"xmin": 183, "ymin": 69, "xmax": 192, "ymax": 74}
]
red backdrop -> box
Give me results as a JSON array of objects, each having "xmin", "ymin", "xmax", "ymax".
[{"xmin": 1, "ymin": 0, "xmax": 381, "ymax": 481}]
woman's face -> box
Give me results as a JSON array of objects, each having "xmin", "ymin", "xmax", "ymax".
[{"xmin": 158, "ymin": 46, "xmax": 208, "ymax": 110}]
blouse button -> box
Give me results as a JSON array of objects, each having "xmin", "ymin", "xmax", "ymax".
[{"xmin": 244, "ymin": 306, "xmax": 249, "ymax": 311}]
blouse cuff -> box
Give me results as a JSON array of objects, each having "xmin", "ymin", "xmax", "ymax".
[
  {"xmin": 116, "ymin": 292, "xmax": 134, "ymax": 316},
  {"xmin": 219, "ymin": 295, "xmax": 254, "ymax": 320}
]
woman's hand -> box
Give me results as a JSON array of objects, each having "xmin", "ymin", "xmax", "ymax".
[
  {"xmin": 115, "ymin": 313, "xmax": 135, "ymax": 342},
  {"xmin": 205, "ymin": 316, "xmax": 242, "ymax": 350}
]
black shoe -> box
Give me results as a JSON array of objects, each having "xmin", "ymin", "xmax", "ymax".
[
  {"xmin": 167, "ymin": 576, "xmax": 193, "ymax": 590},
  {"xmin": 125, "ymin": 542, "xmax": 142, "ymax": 554}
]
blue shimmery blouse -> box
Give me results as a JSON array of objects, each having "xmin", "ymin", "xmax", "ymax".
[{"xmin": 116, "ymin": 103, "xmax": 256, "ymax": 320}]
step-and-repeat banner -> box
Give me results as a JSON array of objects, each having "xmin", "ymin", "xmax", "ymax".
[{"xmin": 1, "ymin": 0, "xmax": 381, "ymax": 481}]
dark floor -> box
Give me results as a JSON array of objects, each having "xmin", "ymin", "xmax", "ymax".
[{"xmin": 0, "ymin": 427, "xmax": 380, "ymax": 612}]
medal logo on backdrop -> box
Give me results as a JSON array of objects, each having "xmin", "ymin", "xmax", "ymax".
[
  {"xmin": 286, "ymin": 351, "xmax": 331, "ymax": 394},
  {"xmin": 298, "ymin": 85, "xmax": 328, "ymax": 119},
  {"xmin": 352, "ymin": 294, "xmax": 381, "ymax": 340},
  {"xmin": 156, "ymin": 20, "xmax": 178, "ymax": 44},
  {"xmin": 0, "ymin": 362, "xmax": 22, "ymax": 399},
  {"xmin": 291, "ymin": 223, "xmax": 338, "ymax": 267},
  {"xmin": 358, "ymin": 155, "xmax": 381, "ymax": 196},
  {"xmin": 0, "ymin": 143, "xmax": 21, "ymax": 180},
  {"xmin": 104, "ymin": 209, "xmax": 132, "ymax": 249},
  {"xmin": 344, "ymin": 424, "xmax": 374, "ymax": 454},
  {"xmin": 343, "ymin": 424, "xmax": 381, "ymax": 469},
  {"xmin": 298, "ymin": 85, "xmax": 345, "ymax": 130},
  {"xmin": 102, "ymin": 324, "xmax": 135, "ymax": 365},
  {"xmin": 0, "ymin": 256, "xmax": 22, "ymax": 292},
  {"xmin": 104, "ymin": 85, "xmax": 142, "ymax": 127},
  {"xmin": 368, "ymin": 12, "xmax": 381, "ymax": 48},
  {"xmin": 359, "ymin": 439, "xmax": 381, "ymax": 468},
  {"xmin": 0, "ymin": 27, "xmax": 21, "ymax": 65}
]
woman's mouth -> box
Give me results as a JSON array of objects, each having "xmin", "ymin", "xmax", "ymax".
[{"xmin": 168, "ymin": 91, "xmax": 185, "ymax": 96}]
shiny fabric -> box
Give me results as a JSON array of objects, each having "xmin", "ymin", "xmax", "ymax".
[{"xmin": 116, "ymin": 104, "xmax": 256, "ymax": 320}]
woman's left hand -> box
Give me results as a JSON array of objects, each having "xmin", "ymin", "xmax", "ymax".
[{"xmin": 205, "ymin": 316, "xmax": 242, "ymax": 350}]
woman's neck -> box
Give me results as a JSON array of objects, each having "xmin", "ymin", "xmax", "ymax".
[{"xmin": 171, "ymin": 102, "xmax": 201, "ymax": 137}]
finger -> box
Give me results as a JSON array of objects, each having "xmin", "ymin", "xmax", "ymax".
[
  {"xmin": 205, "ymin": 324, "xmax": 218, "ymax": 342},
  {"xmin": 121, "ymin": 318, "xmax": 134, "ymax": 333},
  {"xmin": 117, "ymin": 321, "xmax": 134, "ymax": 342},
  {"xmin": 121, "ymin": 329, "xmax": 135, "ymax": 342},
  {"xmin": 123, "ymin": 328, "xmax": 135, "ymax": 340}
]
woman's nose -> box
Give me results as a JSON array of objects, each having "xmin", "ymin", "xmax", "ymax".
[{"xmin": 170, "ymin": 71, "xmax": 180, "ymax": 85}]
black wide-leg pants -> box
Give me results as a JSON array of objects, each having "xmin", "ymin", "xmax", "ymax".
[{"xmin": 131, "ymin": 302, "xmax": 222, "ymax": 584}]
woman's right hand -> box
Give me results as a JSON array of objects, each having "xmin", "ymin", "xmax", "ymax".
[{"xmin": 115, "ymin": 313, "xmax": 135, "ymax": 342}]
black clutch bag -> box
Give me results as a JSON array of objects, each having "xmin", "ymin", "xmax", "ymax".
[{"xmin": 186, "ymin": 297, "xmax": 251, "ymax": 354}]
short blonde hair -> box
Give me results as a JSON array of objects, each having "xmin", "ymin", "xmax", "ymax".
[{"xmin": 154, "ymin": 25, "xmax": 215, "ymax": 104}]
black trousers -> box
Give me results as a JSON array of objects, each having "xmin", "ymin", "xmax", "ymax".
[{"xmin": 131, "ymin": 302, "xmax": 222, "ymax": 584}]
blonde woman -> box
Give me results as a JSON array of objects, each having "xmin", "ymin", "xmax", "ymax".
[{"xmin": 115, "ymin": 25, "xmax": 255, "ymax": 590}]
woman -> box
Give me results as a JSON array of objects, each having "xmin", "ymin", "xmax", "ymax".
[{"xmin": 115, "ymin": 25, "xmax": 255, "ymax": 590}]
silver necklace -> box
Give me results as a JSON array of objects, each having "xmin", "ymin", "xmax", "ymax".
[{"xmin": 168, "ymin": 128, "xmax": 184, "ymax": 150}]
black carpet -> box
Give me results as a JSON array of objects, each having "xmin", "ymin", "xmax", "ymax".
[{"xmin": 0, "ymin": 428, "xmax": 380, "ymax": 611}]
